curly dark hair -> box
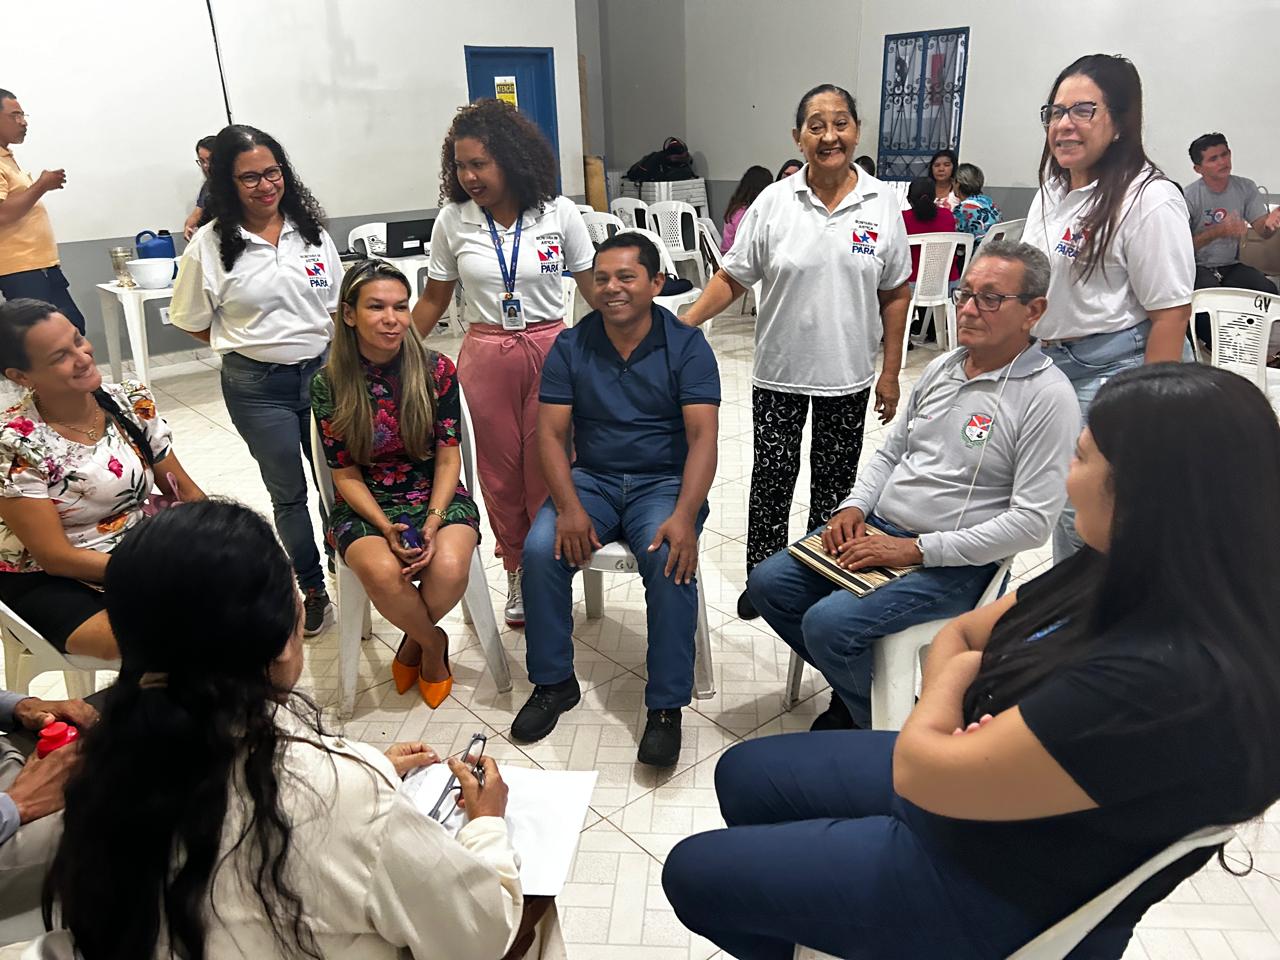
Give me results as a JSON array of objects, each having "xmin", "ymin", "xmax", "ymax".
[
  {"xmin": 438, "ymin": 98, "xmax": 558, "ymax": 211},
  {"xmin": 205, "ymin": 124, "xmax": 327, "ymax": 272}
]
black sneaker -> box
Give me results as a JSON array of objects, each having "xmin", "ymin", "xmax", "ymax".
[
  {"xmin": 303, "ymin": 586, "xmax": 333, "ymax": 636},
  {"xmin": 511, "ymin": 676, "xmax": 581, "ymax": 743},
  {"xmin": 637, "ymin": 708, "xmax": 682, "ymax": 766},
  {"xmin": 736, "ymin": 588, "xmax": 761, "ymax": 620},
  {"xmin": 809, "ymin": 692, "xmax": 860, "ymax": 732}
]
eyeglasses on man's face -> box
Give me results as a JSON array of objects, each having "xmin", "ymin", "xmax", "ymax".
[
  {"xmin": 952, "ymin": 288, "xmax": 1033, "ymax": 312},
  {"xmin": 235, "ymin": 166, "xmax": 284, "ymax": 188},
  {"xmin": 1040, "ymin": 101, "xmax": 1100, "ymax": 128}
]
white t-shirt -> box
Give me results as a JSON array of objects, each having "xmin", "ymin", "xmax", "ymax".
[
  {"xmin": 721, "ymin": 165, "xmax": 911, "ymax": 396},
  {"xmin": 170, "ymin": 218, "xmax": 341, "ymax": 364},
  {"xmin": 1024, "ymin": 170, "xmax": 1193, "ymax": 341},
  {"xmin": 427, "ymin": 195, "xmax": 593, "ymax": 326}
]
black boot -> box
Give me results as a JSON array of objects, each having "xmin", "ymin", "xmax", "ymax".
[
  {"xmin": 809, "ymin": 692, "xmax": 859, "ymax": 731},
  {"xmin": 637, "ymin": 708, "xmax": 683, "ymax": 766},
  {"xmin": 511, "ymin": 676, "xmax": 581, "ymax": 742}
]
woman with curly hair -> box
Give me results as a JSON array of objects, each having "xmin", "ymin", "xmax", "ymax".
[
  {"xmin": 412, "ymin": 99, "xmax": 594, "ymax": 627},
  {"xmin": 311, "ymin": 260, "xmax": 479, "ymax": 707},
  {"xmin": 171, "ymin": 124, "xmax": 343, "ymax": 635}
]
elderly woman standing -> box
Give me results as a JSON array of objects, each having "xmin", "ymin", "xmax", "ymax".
[{"xmin": 681, "ymin": 83, "xmax": 911, "ymax": 619}]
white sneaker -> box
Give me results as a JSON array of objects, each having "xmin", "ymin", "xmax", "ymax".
[{"xmin": 505, "ymin": 569, "xmax": 525, "ymax": 627}]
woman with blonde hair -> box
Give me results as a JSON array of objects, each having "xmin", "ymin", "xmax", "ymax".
[{"xmin": 311, "ymin": 259, "xmax": 479, "ymax": 707}]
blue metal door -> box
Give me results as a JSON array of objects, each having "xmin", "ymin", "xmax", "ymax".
[{"xmin": 464, "ymin": 47, "xmax": 560, "ymax": 164}]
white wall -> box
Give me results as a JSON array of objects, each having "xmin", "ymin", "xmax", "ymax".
[
  {"xmin": 210, "ymin": 0, "xmax": 584, "ymax": 217},
  {"xmin": 600, "ymin": 0, "xmax": 687, "ymax": 170},
  {"xmin": 684, "ymin": 0, "xmax": 863, "ymax": 183},
  {"xmin": 4, "ymin": 0, "xmax": 228, "ymax": 243},
  {"xmin": 856, "ymin": 0, "xmax": 1280, "ymax": 189}
]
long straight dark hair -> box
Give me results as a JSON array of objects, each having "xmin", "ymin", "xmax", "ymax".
[
  {"xmin": 965, "ymin": 364, "xmax": 1280, "ymax": 815},
  {"xmin": 723, "ymin": 165, "xmax": 772, "ymax": 222},
  {"xmin": 44, "ymin": 501, "xmax": 329, "ymax": 960},
  {"xmin": 1036, "ymin": 54, "xmax": 1167, "ymax": 282}
]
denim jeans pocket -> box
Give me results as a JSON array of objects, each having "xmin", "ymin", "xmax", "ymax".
[
  {"xmin": 220, "ymin": 353, "xmax": 273, "ymax": 387},
  {"xmin": 1060, "ymin": 324, "xmax": 1145, "ymax": 371}
]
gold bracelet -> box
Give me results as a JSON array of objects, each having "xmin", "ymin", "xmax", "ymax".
[{"xmin": 426, "ymin": 507, "xmax": 448, "ymax": 521}]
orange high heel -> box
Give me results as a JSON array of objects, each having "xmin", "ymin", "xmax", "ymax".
[
  {"xmin": 392, "ymin": 634, "xmax": 418, "ymax": 695},
  {"xmin": 418, "ymin": 626, "xmax": 452, "ymax": 709}
]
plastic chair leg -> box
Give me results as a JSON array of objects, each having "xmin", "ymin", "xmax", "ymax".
[
  {"xmin": 783, "ymin": 649, "xmax": 804, "ymax": 711},
  {"xmin": 465, "ymin": 549, "xmax": 511, "ymax": 693},
  {"xmin": 583, "ymin": 568, "xmax": 605, "ymax": 620},
  {"xmin": 64, "ymin": 671, "xmax": 95, "ymax": 700},
  {"xmin": 335, "ymin": 564, "xmax": 369, "ymax": 719},
  {"xmin": 1, "ymin": 635, "xmax": 24, "ymax": 695},
  {"xmin": 693, "ymin": 583, "xmax": 715, "ymax": 699},
  {"xmin": 870, "ymin": 622, "xmax": 937, "ymax": 730}
]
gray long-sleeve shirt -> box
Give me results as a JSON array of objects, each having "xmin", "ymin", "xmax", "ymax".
[
  {"xmin": 837, "ymin": 344, "xmax": 1078, "ymax": 567},
  {"xmin": 0, "ymin": 689, "xmax": 27, "ymax": 845}
]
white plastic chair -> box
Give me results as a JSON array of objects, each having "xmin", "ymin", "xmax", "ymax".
[
  {"xmin": 576, "ymin": 203, "xmax": 595, "ymax": 216},
  {"xmin": 782, "ymin": 557, "xmax": 1013, "ymax": 730},
  {"xmin": 984, "ymin": 218, "xmax": 1026, "ymax": 245},
  {"xmin": 694, "ymin": 219, "xmax": 753, "ymax": 316},
  {"xmin": 0, "ymin": 600, "xmax": 119, "ymax": 698},
  {"xmin": 610, "ymin": 197, "xmax": 650, "ymax": 231},
  {"xmin": 696, "ymin": 216, "xmax": 723, "ymax": 253},
  {"xmin": 582, "ymin": 211, "xmax": 625, "ymax": 248},
  {"xmin": 582, "ymin": 541, "xmax": 715, "ymax": 699},
  {"xmin": 794, "ymin": 823, "xmax": 1235, "ymax": 960},
  {"xmin": 1194, "ymin": 287, "xmax": 1280, "ymax": 397},
  {"xmin": 906, "ymin": 232, "xmax": 973, "ymax": 354},
  {"xmin": 308, "ymin": 390, "xmax": 511, "ymax": 719},
  {"xmin": 347, "ymin": 222, "xmax": 387, "ymax": 257},
  {"xmin": 617, "ymin": 227, "xmax": 703, "ymax": 323},
  {"xmin": 647, "ymin": 200, "xmax": 702, "ymax": 286}
]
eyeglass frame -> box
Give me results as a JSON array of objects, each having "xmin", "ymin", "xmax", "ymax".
[
  {"xmin": 1039, "ymin": 101, "xmax": 1100, "ymax": 128},
  {"xmin": 234, "ymin": 165, "xmax": 284, "ymax": 188},
  {"xmin": 952, "ymin": 288, "xmax": 1035, "ymax": 312}
]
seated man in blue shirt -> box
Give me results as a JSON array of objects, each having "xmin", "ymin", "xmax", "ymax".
[
  {"xmin": 512, "ymin": 233, "xmax": 720, "ymax": 766},
  {"xmin": 0, "ymin": 689, "xmax": 94, "ymax": 922}
]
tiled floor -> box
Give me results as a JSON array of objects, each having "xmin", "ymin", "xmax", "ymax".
[{"xmin": 9, "ymin": 317, "xmax": 1280, "ymax": 959}]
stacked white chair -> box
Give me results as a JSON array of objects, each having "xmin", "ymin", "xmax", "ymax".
[
  {"xmin": 610, "ymin": 197, "xmax": 650, "ymax": 231},
  {"xmin": 309, "ymin": 391, "xmax": 512, "ymax": 718},
  {"xmin": 782, "ymin": 557, "xmax": 1013, "ymax": 730},
  {"xmin": 905, "ymin": 232, "xmax": 974, "ymax": 353}
]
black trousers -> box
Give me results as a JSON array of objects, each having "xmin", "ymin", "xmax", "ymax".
[
  {"xmin": 746, "ymin": 386, "xmax": 870, "ymax": 571},
  {"xmin": 0, "ymin": 264, "xmax": 86, "ymax": 333},
  {"xmin": 1193, "ymin": 262, "xmax": 1277, "ymax": 346}
]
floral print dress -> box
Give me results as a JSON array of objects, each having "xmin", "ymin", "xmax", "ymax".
[
  {"xmin": 311, "ymin": 350, "xmax": 480, "ymax": 557},
  {"xmin": 0, "ymin": 381, "xmax": 173, "ymax": 573}
]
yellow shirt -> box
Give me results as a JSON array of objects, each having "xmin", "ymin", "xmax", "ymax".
[{"xmin": 0, "ymin": 146, "xmax": 59, "ymax": 275}]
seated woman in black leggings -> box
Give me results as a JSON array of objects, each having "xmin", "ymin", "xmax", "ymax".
[
  {"xmin": 0, "ymin": 300, "xmax": 203, "ymax": 659},
  {"xmin": 663, "ymin": 363, "xmax": 1280, "ymax": 960}
]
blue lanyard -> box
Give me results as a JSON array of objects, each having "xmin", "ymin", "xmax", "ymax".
[{"xmin": 484, "ymin": 209, "xmax": 521, "ymax": 297}]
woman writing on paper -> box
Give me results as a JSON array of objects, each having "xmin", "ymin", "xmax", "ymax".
[
  {"xmin": 410, "ymin": 99, "xmax": 595, "ymax": 629},
  {"xmin": 17, "ymin": 500, "xmax": 546, "ymax": 960}
]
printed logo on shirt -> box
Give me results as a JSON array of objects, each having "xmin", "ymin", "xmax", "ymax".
[
  {"xmin": 962, "ymin": 413, "xmax": 993, "ymax": 447},
  {"xmin": 1204, "ymin": 207, "xmax": 1228, "ymax": 226},
  {"xmin": 537, "ymin": 232, "xmax": 564, "ymax": 274},
  {"xmin": 1054, "ymin": 225, "xmax": 1088, "ymax": 260},
  {"xmin": 850, "ymin": 228, "xmax": 879, "ymax": 256},
  {"xmin": 302, "ymin": 254, "xmax": 329, "ymax": 288}
]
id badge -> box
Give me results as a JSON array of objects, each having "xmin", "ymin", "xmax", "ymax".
[{"xmin": 500, "ymin": 296, "xmax": 525, "ymax": 330}]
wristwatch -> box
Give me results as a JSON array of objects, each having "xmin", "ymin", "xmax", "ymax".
[{"xmin": 426, "ymin": 507, "xmax": 448, "ymax": 521}]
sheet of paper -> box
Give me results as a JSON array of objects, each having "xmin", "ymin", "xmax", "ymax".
[{"xmin": 402, "ymin": 763, "xmax": 597, "ymax": 897}]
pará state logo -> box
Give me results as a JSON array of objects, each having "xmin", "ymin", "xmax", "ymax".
[
  {"xmin": 537, "ymin": 232, "xmax": 564, "ymax": 274},
  {"xmin": 302, "ymin": 254, "xmax": 329, "ymax": 288},
  {"xmin": 1054, "ymin": 225, "xmax": 1088, "ymax": 260},
  {"xmin": 962, "ymin": 412, "xmax": 993, "ymax": 446},
  {"xmin": 850, "ymin": 227, "xmax": 879, "ymax": 256}
]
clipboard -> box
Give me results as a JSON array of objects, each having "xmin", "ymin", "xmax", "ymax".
[{"xmin": 786, "ymin": 526, "xmax": 922, "ymax": 597}]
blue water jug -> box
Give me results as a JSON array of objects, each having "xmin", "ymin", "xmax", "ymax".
[{"xmin": 135, "ymin": 230, "xmax": 175, "ymax": 259}]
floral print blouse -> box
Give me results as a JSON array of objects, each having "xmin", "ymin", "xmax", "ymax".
[
  {"xmin": 310, "ymin": 350, "xmax": 462, "ymax": 508},
  {"xmin": 0, "ymin": 381, "xmax": 173, "ymax": 573}
]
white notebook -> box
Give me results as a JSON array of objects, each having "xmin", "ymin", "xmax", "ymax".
[{"xmin": 402, "ymin": 763, "xmax": 597, "ymax": 897}]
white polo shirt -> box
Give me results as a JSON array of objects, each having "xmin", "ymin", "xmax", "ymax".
[
  {"xmin": 721, "ymin": 165, "xmax": 911, "ymax": 396},
  {"xmin": 1024, "ymin": 169, "xmax": 1193, "ymax": 341},
  {"xmin": 427, "ymin": 195, "xmax": 593, "ymax": 326},
  {"xmin": 170, "ymin": 218, "xmax": 341, "ymax": 364}
]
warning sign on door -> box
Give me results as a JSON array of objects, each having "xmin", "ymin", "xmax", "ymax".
[{"xmin": 495, "ymin": 76, "xmax": 519, "ymax": 108}]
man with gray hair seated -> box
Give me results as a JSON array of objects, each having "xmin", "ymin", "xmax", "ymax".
[{"xmin": 748, "ymin": 241, "xmax": 1079, "ymax": 730}]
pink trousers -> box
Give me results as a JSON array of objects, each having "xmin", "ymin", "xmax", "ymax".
[{"xmin": 456, "ymin": 320, "xmax": 565, "ymax": 572}]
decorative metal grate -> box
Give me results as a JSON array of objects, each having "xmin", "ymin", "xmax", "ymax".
[{"xmin": 877, "ymin": 28, "xmax": 970, "ymax": 182}]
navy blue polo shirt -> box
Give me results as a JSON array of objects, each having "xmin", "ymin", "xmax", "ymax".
[{"xmin": 539, "ymin": 305, "xmax": 720, "ymax": 475}]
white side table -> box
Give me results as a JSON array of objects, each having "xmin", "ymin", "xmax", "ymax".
[{"xmin": 95, "ymin": 282, "xmax": 172, "ymax": 385}]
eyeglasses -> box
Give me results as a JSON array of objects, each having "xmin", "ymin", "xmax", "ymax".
[
  {"xmin": 4, "ymin": 111, "xmax": 27, "ymax": 122},
  {"xmin": 1040, "ymin": 101, "xmax": 1100, "ymax": 127},
  {"xmin": 234, "ymin": 166, "xmax": 284, "ymax": 188},
  {"xmin": 952, "ymin": 288, "xmax": 1033, "ymax": 312}
]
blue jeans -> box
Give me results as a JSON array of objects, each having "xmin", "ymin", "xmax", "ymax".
[
  {"xmin": 0, "ymin": 265, "xmax": 85, "ymax": 333},
  {"xmin": 748, "ymin": 517, "xmax": 995, "ymax": 727},
  {"xmin": 662, "ymin": 732, "xmax": 1048, "ymax": 959},
  {"xmin": 1040, "ymin": 320, "xmax": 1194, "ymax": 562},
  {"xmin": 522, "ymin": 469, "xmax": 708, "ymax": 709},
  {"xmin": 220, "ymin": 351, "xmax": 328, "ymax": 591}
]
